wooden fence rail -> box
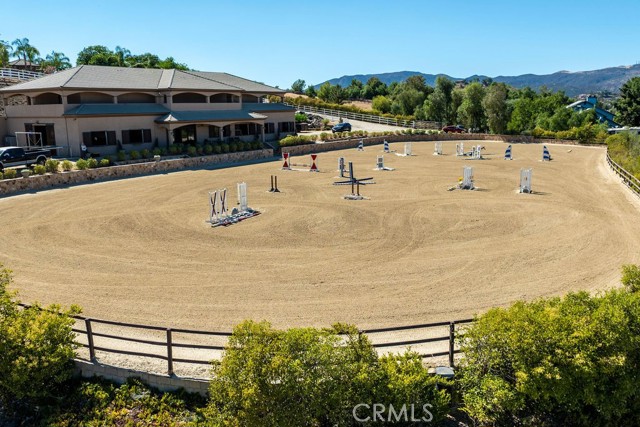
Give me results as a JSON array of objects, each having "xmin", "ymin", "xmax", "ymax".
[
  {"xmin": 0, "ymin": 68, "xmax": 44, "ymax": 81},
  {"xmin": 607, "ymin": 150, "xmax": 640, "ymax": 198},
  {"xmin": 19, "ymin": 303, "xmax": 472, "ymax": 376}
]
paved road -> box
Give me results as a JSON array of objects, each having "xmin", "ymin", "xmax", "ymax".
[{"xmin": 300, "ymin": 113, "xmax": 412, "ymax": 137}]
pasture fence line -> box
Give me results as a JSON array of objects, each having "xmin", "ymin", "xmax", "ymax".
[
  {"xmin": 606, "ymin": 150, "xmax": 640, "ymax": 198},
  {"xmin": 18, "ymin": 303, "xmax": 473, "ymax": 377},
  {"xmin": 285, "ymin": 102, "xmax": 442, "ymax": 130}
]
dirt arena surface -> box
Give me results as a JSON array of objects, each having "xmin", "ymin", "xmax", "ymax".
[{"xmin": 2, "ymin": 141, "xmax": 639, "ymax": 332}]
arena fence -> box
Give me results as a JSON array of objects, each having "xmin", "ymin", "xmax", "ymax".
[
  {"xmin": 607, "ymin": 150, "xmax": 640, "ymax": 198},
  {"xmin": 18, "ymin": 303, "xmax": 472, "ymax": 376}
]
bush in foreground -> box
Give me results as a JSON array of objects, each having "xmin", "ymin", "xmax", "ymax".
[
  {"xmin": 458, "ymin": 287, "xmax": 640, "ymax": 426},
  {"xmin": 0, "ymin": 266, "xmax": 80, "ymax": 416},
  {"xmin": 205, "ymin": 320, "xmax": 450, "ymax": 426}
]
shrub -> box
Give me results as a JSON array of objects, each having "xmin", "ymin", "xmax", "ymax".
[
  {"xmin": 229, "ymin": 142, "xmax": 238, "ymax": 153},
  {"xmin": 319, "ymin": 132, "xmax": 329, "ymax": 141},
  {"xmin": 205, "ymin": 321, "xmax": 450, "ymax": 425},
  {"xmin": 0, "ymin": 265, "xmax": 80, "ymax": 411},
  {"xmin": 187, "ymin": 145, "xmax": 197, "ymax": 156},
  {"xmin": 168, "ymin": 144, "xmax": 179, "ymax": 155},
  {"xmin": 116, "ymin": 151, "xmax": 126, "ymax": 162},
  {"xmin": 204, "ymin": 144, "xmax": 213, "ymax": 155},
  {"xmin": 279, "ymin": 135, "xmax": 315, "ymax": 147},
  {"xmin": 33, "ymin": 164, "xmax": 46, "ymax": 175},
  {"xmin": 220, "ymin": 143, "xmax": 229, "ymax": 153},
  {"xmin": 141, "ymin": 149, "xmax": 150, "ymax": 159},
  {"xmin": 3, "ymin": 169, "xmax": 17, "ymax": 179},
  {"xmin": 213, "ymin": 144, "xmax": 222, "ymax": 154},
  {"xmin": 622, "ymin": 264, "xmax": 640, "ymax": 293},
  {"xmin": 87, "ymin": 158, "xmax": 98, "ymax": 169},
  {"xmin": 129, "ymin": 150, "xmax": 140, "ymax": 160},
  {"xmin": 152, "ymin": 148, "xmax": 162, "ymax": 157},
  {"xmin": 45, "ymin": 159, "xmax": 59, "ymax": 173},
  {"xmin": 251, "ymin": 140, "xmax": 262, "ymax": 150},
  {"xmin": 75, "ymin": 159, "xmax": 88, "ymax": 170},
  {"xmin": 295, "ymin": 112, "xmax": 308, "ymax": 122},
  {"xmin": 459, "ymin": 289, "xmax": 640, "ymax": 426},
  {"xmin": 99, "ymin": 159, "xmax": 110, "ymax": 168},
  {"xmin": 61, "ymin": 160, "xmax": 73, "ymax": 171}
]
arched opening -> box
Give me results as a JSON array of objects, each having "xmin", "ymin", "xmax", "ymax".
[
  {"xmin": 32, "ymin": 92, "xmax": 62, "ymax": 105},
  {"xmin": 241, "ymin": 94, "xmax": 259, "ymax": 103},
  {"xmin": 67, "ymin": 92, "xmax": 114, "ymax": 104},
  {"xmin": 173, "ymin": 92, "xmax": 207, "ymax": 103},
  {"xmin": 117, "ymin": 93, "xmax": 156, "ymax": 104},
  {"xmin": 210, "ymin": 93, "xmax": 239, "ymax": 103},
  {"xmin": 7, "ymin": 94, "xmax": 30, "ymax": 106},
  {"xmin": 173, "ymin": 125, "xmax": 197, "ymax": 143}
]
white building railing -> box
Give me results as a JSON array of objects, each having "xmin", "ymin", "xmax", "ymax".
[{"xmin": 0, "ymin": 68, "xmax": 44, "ymax": 81}]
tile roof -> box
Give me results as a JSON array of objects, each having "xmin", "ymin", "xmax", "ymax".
[
  {"xmin": 155, "ymin": 110, "xmax": 268, "ymax": 123},
  {"xmin": 64, "ymin": 104, "xmax": 170, "ymax": 116},
  {"xmin": 0, "ymin": 65, "xmax": 284, "ymax": 94}
]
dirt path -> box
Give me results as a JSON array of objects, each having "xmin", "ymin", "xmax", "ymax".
[{"xmin": 2, "ymin": 141, "xmax": 639, "ymax": 331}]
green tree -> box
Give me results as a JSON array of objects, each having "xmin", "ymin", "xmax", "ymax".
[
  {"xmin": 395, "ymin": 87, "xmax": 425, "ymax": 116},
  {"xmin": 424, "ymin": 76, "xmax": 455, "ymax": 123},
  {"xmin": 372, "ymin": 95, "xmax": 392, "ymax": 114},
  {"xmin": 0, "ymin": 265, "xmax": 80, "ymax": 412},
  {"xmin": 457, "ymin": 82, "xmax": 486, "ymax": 131},
  {"xmin": 76, "ymin": 45, "xmax": 116, "ymax": 66},
  {"xmin": 317, "ymin": 82, "xmax": 346, "ymax": 104},
  {"xmin": 362, "ymin": 76, "xmax": 387, "ymax": 99},
  {"xmin": 290, "ymin": 78, "xmax": 306, "ymax": 94},
  {"xmin": 615, "ymin": 77, "xmax": 640, "ymax": 126},
  {"xmin": 157, "ymin": 56, "xmax": 188, "ymax": 70},
  {"xmin": 304, "ymin": 84, "xmax": 317, "ymax": 98},
  {"xmin": 404, "ymin": 75, "xmax": 429, "ymax": 94},
  {"xmin": 0, "ymin": 36, "xmax": 11, "ymax": 67},
  {"xmin": 41, "ymin": 51, "xmax": 72, "ymax": 71},
  {"xmin": 346, "ymin": 78, "xmax": 363, "ymax": 99},
  {"xmin": 483, "ymin": 83, "xmax": 510, "ymax": 134}
]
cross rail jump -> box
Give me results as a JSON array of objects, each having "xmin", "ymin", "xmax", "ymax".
[{"xmin": 282, "ymin": 153, "xmax": 319, "ymax": 172}]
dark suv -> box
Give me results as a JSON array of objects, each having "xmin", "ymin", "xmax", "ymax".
[
  {"xmin": 442, "ymin": 125, "xmax": 466, "ymax": 133},
  {"xmin": 332, "ymin": 123, "xmax": 352, "ymax": 133}
]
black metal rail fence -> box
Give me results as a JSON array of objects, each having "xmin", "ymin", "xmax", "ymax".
[{"xmin": 18, "ymin": 303, "xmax": 472, "ymax": 376}]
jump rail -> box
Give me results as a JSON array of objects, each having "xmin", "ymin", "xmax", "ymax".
[
  {"xmin": 285, "ymin": 102, "xmax": 442, "ymax": 130},
  {"xmin": 607, "ymin": 150, "xmax": 640, "ymax": 198},
  {"xmin": 18, "ymin": 303, "xmax": 473, "ymax": 376}
]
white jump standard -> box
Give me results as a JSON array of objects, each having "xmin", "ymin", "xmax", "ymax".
[
  {"xmin": 395, "ymin": 142, "xmax": 414, "ymax": 156},
  {"xmin": 520, "ymin": 168, "xmax": 532, "ymax": 193},
  {"xmin": 433, "ymin": 141, "xmax": 443, "ymax": 155},
  {"xmin": 375, "ymin": 155, "xmax": 395, "ymax": 171},
  {"xmin": 449, "ymin": 166, "xmax": 475, "ymax": 191}
]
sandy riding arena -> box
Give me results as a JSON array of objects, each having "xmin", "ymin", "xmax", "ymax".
[{"xmin": 2, "ymin": 141, "xmax": 639, "ymax": 331}]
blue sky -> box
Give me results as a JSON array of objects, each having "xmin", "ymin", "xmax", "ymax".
[{"xmin": 2, "ymin": 0, "xmax": 639, "ymax": 89}]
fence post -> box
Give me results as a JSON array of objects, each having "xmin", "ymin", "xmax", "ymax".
[
  {"xmin": 448, "ymin": 322, "xmax": 455, "ymax": 368},
  {"xmin": 85, "ymin": 318, "xmax": 96, "ymax": 362},
  {"xmin": 166, "ymin": 328, "xmax": 174, "ymax": 376}
]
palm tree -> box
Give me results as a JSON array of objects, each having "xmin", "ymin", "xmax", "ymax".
[
  {"xmin": 114, "ymin": 46, "xmax": 131, "ymax": 67},
  {"xmin": 24, "ymin": 45, "xmax": 41, "ymax": 65},
  {"xmin": 11, "ymin": 38, "xmax": 31, "ymax": 63},
  {"xmin": 42, "ymin": 51, "xmax": 71, "ymax": 71}
]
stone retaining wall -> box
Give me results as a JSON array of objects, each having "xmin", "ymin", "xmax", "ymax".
[
  {"xmin": 0, "ymin": 149, "xmax": 274, "ymax": 196},
  {"xmin": 74, "ymin": 359, "xmax": 209, "ymax": 395},
  {"xmin": 283, "ymin": 134, "xmax": 586, "ymax": 156}
]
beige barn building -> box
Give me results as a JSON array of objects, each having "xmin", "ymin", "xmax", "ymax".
[{"xmin": 0, "ymin": 65, "xmax": 294, "ymax": 156}]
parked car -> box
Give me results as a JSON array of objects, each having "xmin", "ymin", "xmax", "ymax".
[
  {"xmin": 442, "ymin": 125, "xmax": 466, "ymax": 133},
  {"xmin": 0, "ymin": 146, "xmax": 52, "ymax": 171},
  {"xmin": 332, "ymin": 122, "xmax": 352, "ymax": 133}
]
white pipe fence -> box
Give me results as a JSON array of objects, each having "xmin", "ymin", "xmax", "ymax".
[
  {"xmin": 0, "ymin": 68, "xmax": 44, "ymax": 81},
  {"xmin": 285, "ymin": 102, "xmax": 442, "ymax": 130}
]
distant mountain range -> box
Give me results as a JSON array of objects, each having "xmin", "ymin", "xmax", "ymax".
[{"xmin": 318, "ymin": 64, "xmax": 640, "ymax": 97}]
